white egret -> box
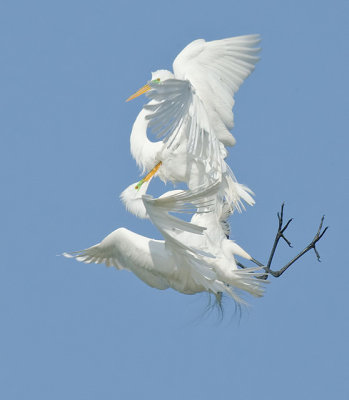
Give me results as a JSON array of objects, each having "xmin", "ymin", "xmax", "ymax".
[
  {"xmin": 126, "ymin": 35, "xmax": 260, "ymax": 210},
  {"xmin": 64, "ymin": 182, "xmax": 266, "ymax": 304}
]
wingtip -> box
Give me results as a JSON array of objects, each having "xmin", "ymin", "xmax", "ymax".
[{"xmin": 62, "ymin": 252, "xmax": 74, "ymax": 258}]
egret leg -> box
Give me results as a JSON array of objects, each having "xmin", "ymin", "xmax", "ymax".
[{"xmin": 135, "ymin": 161, "xmax": 162, "ymax": 190}]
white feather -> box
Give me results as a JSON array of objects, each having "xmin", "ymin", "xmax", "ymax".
[
  {"xmin": 66, "ymin": 181, "xmax": 267, "ymax": 301},
  {"xmin": 128, "ymin": 34, "xmax": 260, "ymax": 213}
]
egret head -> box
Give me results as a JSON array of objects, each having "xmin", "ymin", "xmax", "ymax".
[
  {"xmin": 126, "ymin": 69, "xmax": 174, "ymax": 102},
  {"xmin": 120, "ymin": 180, "xmax": 150, "ymax": 219},
  {"xmin": 150, "ymin": 69, "xmax": 174, "ymax": 81}
]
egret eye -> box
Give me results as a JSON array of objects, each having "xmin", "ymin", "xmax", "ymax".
[{"xmin": 152, "ymin": 78, "xmax": 160, "ymax": 83}]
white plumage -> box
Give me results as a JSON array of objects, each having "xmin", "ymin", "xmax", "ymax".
[
  {"xmin": 127, "ymin": 34, "xmax": 260, "ymax": 211},
  {"xmin": 65, "ymin": 182, "xmax": 266, "ymax": 303},
  {"xmin": 65, "ymin": 34, "xmax": 266, "ymax": 308}
]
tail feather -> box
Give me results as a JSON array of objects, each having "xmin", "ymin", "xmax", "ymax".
[{"xmin": 222, "ymin": 163, "xmax": 255, "ymax": 213}]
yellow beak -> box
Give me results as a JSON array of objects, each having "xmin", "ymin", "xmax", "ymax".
[{"xmin": 126, "ymin": 83, "xmax": 152, "ymax": 102}]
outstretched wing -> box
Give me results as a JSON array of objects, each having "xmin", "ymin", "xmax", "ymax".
[
  {"xmin": 64, "ymin": 182, "xmax": 265, "ymax": 300},
  {"xmin": 145, "ymin": 79, "xmax": 225, "ymax": 185},
  {"xmin": 144, "ymin": 35, "xmax": 260, "ymax": 206},
  {"xmin": 145, "ymin": 80, "xmax": 255, "ymax": 211},
  {"xmin": 173, "ymin": 34, "xmax": 261, "ymax": 145},
  {"xmin": 142, "ymin": 182, "xmax": 235, "ymax": 297},
  {"xmin": 63, "ymin": 229, "xmax": 172, "ymax": 290},
  {"xmin": 143, "ymin": 181, "xmax": 220, "ymax": 256},
  {"xmin": 64, "ymin": 183, "xmax": 231, "ymax": 296},
  {"xmin": 143, "ymin": 182, "xmax": 265, "ymax": 301}
]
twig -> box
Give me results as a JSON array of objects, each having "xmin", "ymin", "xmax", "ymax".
[{"xmin": 240, "ymin": 204, "xmax": 328, "ymax": 280}]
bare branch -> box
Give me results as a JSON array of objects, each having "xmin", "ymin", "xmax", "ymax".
[
  {"xmin": 267, "ymin": 203, "xmax": 293, "ymax": 269},
  {"xmin": 267, "ymin": 215, "xmax": 328, "ymax": 277},
  {"xmin": 245, "ymin": 204, "xmax": 328, "ymax": 280}
]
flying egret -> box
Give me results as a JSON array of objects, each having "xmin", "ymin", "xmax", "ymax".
[
  {"xmin": 126, "ymin": 35, "xmax": 260, "ymax": 209},
  {"xmin": 64, "ymin": 182, "xmax": 266, "ymax": 304}
]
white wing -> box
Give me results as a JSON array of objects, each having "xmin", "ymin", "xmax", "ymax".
[
  {"xmin": 64, "ymin": 182, "xmax": 265, "ymax": 300},
  {"xmin": 145, "ymin": 78, "xmax": 224, "ymax": 184},
  {"xmin": 143, "ymin": 181, "xmax": 219, "ymax": 261},
  {"xmin": 173, "ymin": 34, "xmax": 261, "ymax": 146},
  {"xmin": 63, "ymin": 183, "xmax": 230, "ymax": 296},
  {"xmin": 63, "ymin": 228, "xmax": 171, "ymax": 290},
  {"xmin": 142, "ymin": 182, "xmax": 235, "ymax": 296},
  {"xmin": 144, "ymin": 35, "xmax": 260, "ymax": 208},
  {"xmin": 143, "ymin": 182, "xmax": 265, "ymax": 301},
  {"xmin": 145, "ymin": 80, "xmax": 255, "ymax": 211}
]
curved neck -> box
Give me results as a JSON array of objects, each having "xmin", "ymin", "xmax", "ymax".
[{"xmin": 130, "ymin": 108, "xmax": 162, "ymax": 173}]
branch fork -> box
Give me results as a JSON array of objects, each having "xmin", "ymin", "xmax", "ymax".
[{"xmin": 238, "ymin": 203, "xmax": 328, "ymax": 280}]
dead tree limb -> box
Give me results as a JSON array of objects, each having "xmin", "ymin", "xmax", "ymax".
[{"xmin": 237, "ymin": 203, "xmax": 328, "ymax": 280}]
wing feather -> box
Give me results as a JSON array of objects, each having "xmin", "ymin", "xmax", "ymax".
[
  {"xmin": 173, "ymin": 34, "xmax": 261, "ymax": 145},
  {"xmin": 143, "ymin": 183, "xmax": 264, "ymax": 300},
  {"xmin": 142, "ymin": 35, "xmax": 259, "ymax": 210},
  {"xmin": 63, "ymin": 229, "xmax": 172, "ymax": 290},
  {"xmin": 146, "ymin": 78, "xmax": 224, "ymax": 186},
  {"xmin": 142, "ymin": 182, "xmax": 234, "ymax": 295}
]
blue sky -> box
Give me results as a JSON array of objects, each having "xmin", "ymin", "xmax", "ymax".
[{"xmin": 1, "ymin": 0, "xmax": 348, "ymax": 399}]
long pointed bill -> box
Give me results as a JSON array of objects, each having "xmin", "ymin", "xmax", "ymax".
[
  {"xmin": 135, "ymin": 161, "xmax": 162, "ymax": 190},
  {"xmin": 126, "ymin": 83, "xmax": 152, "ymax": 102}
]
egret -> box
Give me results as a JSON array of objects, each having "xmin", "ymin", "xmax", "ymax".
[
  {"xmin": 64, "ymin": 182, "xmax": 266, "ymax": 304},
  {"xmin": 126, "ymin": 35, "xmax": 260, "ymax": 210},
  {"xmin": 64, "ymin": 34, "xmax": 329, "ymax": 312}
]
